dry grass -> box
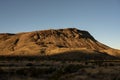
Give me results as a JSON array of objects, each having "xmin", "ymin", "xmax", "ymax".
[{"xmin": 0, "ymin": 60, "xmax": 120, "ymax": 80}]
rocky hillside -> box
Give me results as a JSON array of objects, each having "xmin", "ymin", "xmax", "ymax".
[{"xmin": 0, "ymin": 28, "xmax": 120, "ymax": 58}]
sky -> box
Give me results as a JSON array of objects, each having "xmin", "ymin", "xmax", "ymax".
[{"xmin": 0, "ymin": 0, "xmax": 120, "ymax": 49}]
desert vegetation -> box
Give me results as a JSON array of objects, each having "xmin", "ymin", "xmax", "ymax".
[{"xmin": 0, "ymin": 56, "xmax": 120, "ymax": 80}]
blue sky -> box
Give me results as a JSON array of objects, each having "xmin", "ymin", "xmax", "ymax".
[{"xmin": 0, "ymin": 0, "xmax": 120, "ymax": 49}]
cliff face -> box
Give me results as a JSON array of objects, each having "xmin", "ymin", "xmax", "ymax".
[{"xmin": 0, "ymin": 28, "xmax": 119, "ymax": 57}]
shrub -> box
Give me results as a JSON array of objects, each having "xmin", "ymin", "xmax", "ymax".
[
  {"xmin": 16, "ymin": 67, "xmax": 56, "ymax": 77},
  {"xmin": 63, "ymin": 64, "xmax": 81, "ymax": 73},
  {"xmin": 26, "ymin": 63, "xmax": 34, "ymax": 67}
]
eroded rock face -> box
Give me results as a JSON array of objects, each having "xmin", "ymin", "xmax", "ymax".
[{"xmin": 0, "ymin": 28, "xmax": 119, "ymax": 57}]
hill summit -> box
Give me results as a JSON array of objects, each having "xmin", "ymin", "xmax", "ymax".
[{"xmin": 0, "ymin": 28, "xmax": 120, "ymax": 58}]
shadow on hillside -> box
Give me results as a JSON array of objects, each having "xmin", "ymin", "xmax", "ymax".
[
  {"xmin": 0, "ymin": 50, "xmax": 119, "ymax": 61},
  {"xmin": 46, "ymin": 50, "xmax": 119, "ymax": 61}
]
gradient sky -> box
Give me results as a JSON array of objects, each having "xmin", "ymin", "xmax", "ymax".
[{"xmin": 0, "ymin": 0, "xmax": 120, "ymax": 49}]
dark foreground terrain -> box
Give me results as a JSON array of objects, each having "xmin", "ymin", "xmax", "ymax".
[{"xmin": 0, "ymin": 56, "xmax": 120, "ymax": 80}]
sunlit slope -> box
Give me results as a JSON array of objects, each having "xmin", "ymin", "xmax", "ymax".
[{"xmin": 0, "ymin": 28, "xmax": 119, "ymax": 59}]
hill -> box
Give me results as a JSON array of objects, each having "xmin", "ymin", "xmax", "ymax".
[{"xmin": 0, "ymin": 28, "xmax": 120, "ymax": 59}]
